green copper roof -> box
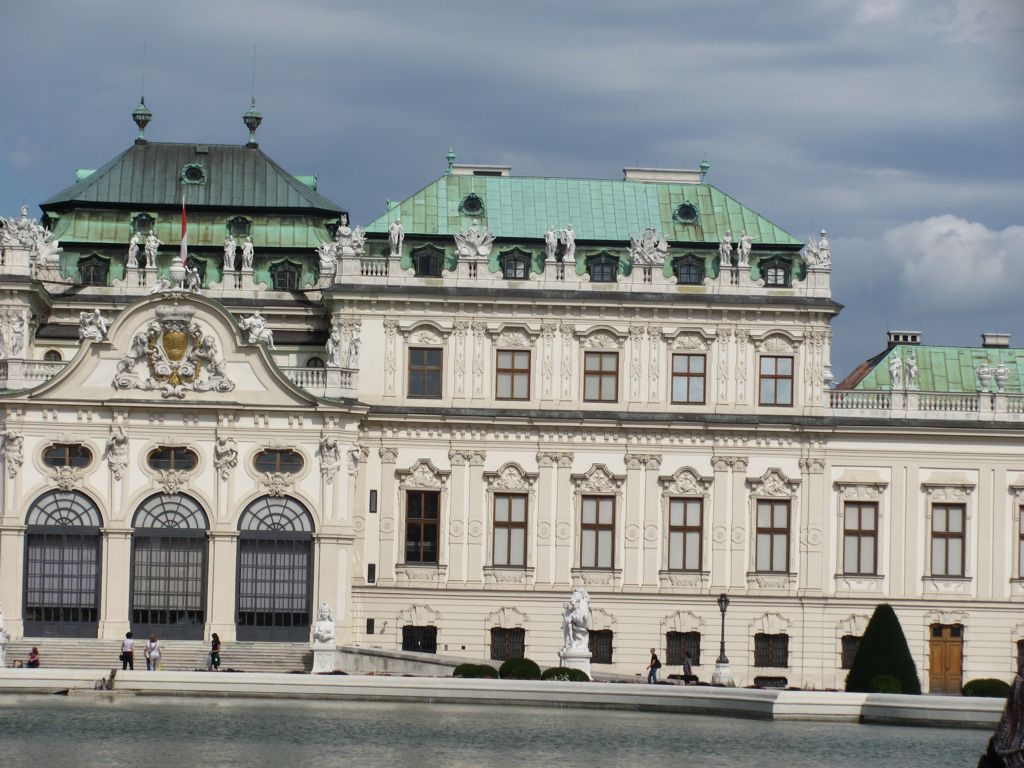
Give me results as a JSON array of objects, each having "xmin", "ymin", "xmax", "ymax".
[
  {"xmin": 852, "ymin": 345, "xmax": 1024, "ymax": 393},
  {"xmin": 364, "ymin": 173, "xmax": 802, "ymax": 245},
  {"xmin": 41, "ymin": 142, "xmax": 343, "ymax": 214}
]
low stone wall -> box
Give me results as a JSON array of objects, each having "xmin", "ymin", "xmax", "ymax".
[{"xmin": 0, "ymin": 669, "xmax": 1004, "ymax": 729}]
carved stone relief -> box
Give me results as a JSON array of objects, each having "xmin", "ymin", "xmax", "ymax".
[{"xmin": 747, "ymin": 467, "xmax": 800, "ymax": 497}]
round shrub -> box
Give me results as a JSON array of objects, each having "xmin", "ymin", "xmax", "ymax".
[
  {"xmin": 963, "ymin": 678, "xmax": 1012, "ymax": 698},
  {"xmin": 452, "ymin": 663, "xmax": 499, "ymax": 679},
  {"xmin": 541, "ymin": 666, "xmax": 590, "ymax": 682},
  {"xmin": 499, "ymin": 657, "xmax": 541, "ymax": 680},
  {"xmin": 868, "ymin": 674, "xmax": 902, "ymax": 694}
]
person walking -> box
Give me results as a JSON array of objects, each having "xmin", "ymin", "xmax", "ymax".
[
  {"xmin": 145, "ymin": 634, "xmax": 162, "ymax": 671},
  {"xmin": 27, "ymin": 647, "xmax": 40, "ymax": 668},
  {"xmin": 120, "ymin": 631, "xmax": 135, "ymax": 670},
  {"xmin": 683, "ymin": 652, "xmax": 696, "ymax": 685},
  {"xmin": 207, "ymin": 633, "xmax": 221, "ymax": 671},
  {"xmin": 646, "ymin": 647, "xmax": 662, "ymax": 684}
]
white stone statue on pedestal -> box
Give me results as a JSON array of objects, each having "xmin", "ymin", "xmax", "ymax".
[
  {"xmin": 629, "ymin": 226, "xmax": 669, "ymax": 267},
  {"xmin": 313, "ymin": 601, "xmax": 336, "ymax": 644},
  {"xmin": 240, "ymin": 312, "xmax": 275, "ymax": 349},
  {"xmin": 718, "ymin": 231, "xmax": 733, "ymax": 265},
  {"xmin": 388, "ymin": 219, "xmax": 404, "ymax": 259},
  {"xmin": 453, "ymin": 218, "xmax": 495, "ymax": 258},
  {"xmin": 223, "ymin": 235, "xmax": 237, "ymax": 273},
  {"xmin": 127, "ymin": 233, "xmax": 141, "ymax": 269},
  {"xmin": 544, "ymin": 226, "xmax": 558, "ymax": 263},
  {"xmin": 240, "ymin": 237, "xmax": 254, "ymax": 271},
  {"xmin": 560, "ymin": 225, "xmax": 576, "ymax": 263},
  {"xmin": 803, "ymin": 229, "xmax": 831, "ymax": 267},
  {"xmin": 78, "ymin": 309, "xmax": 108, "ymax": 343},
  {"xmin": 738, "ymin": 231, "xmax": 756, "ymax": 267},
  {"xmin": 1, "ymin": 206, "xmax": 62, "ymax": 262},
  {"xmin": 889, "ymin": 353, "xmax": 903, "ymax": 390},
  {"xmin": 906, "ymin": 350, "xmax": 918, "ymax": 390},
  {"xmin": 347, "ymin": 327, "xmax": 361, "ymax": 369},
  {"xmin": 145, "ymin": 232, "xmax": 162, "ymax": 265},
  {"xmin": 317, "ymin": 241, "xmax": 338, "ymax": 277},
  {"xmin": 186, "ymin": 266, "xmax": 202, "ymax": 292},
  {"xmin": 558, "ymin": 586, "xmax": 593, "ymax": 676}
]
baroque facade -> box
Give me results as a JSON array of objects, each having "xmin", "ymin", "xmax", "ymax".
[{"xmin": 1, "ymin": 112, "xmax": 1022, "ymax": 691}]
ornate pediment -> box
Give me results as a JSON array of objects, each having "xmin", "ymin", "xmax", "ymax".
[
  {"xmin": 579, "ymin": 331, "xmax": 621, "ymax": 350},
  {"xmin": 572, "ymin": 464, "xmax": 624, "ymax": 493},
  {"xmin": 398, "ymin": 459, "xmax": 449, "ymax": 489},
  {"xmin": 668, "ymin": 331, "xmax": 713, "ymax": 351},
  {"xmin": 747, "ymin": 468, "xmax": 799, "ymax": 497},
  {"xmin": 485, "ymin": 462, "xmax": 535, "ymax": 492},
  {"xmin": 660, "ymin": 467, "xmax": 711, "ymax": 497},
  {"xmin": 754, "ymin": 333, "xmax": 798, "ymax": 353},
  {"xmin": 112, "ymin": 305, "xmax": 234, "ymax": 399}
]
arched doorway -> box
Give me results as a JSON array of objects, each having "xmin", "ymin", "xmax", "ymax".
[
  {"xmin": 24, "ymin": 490, "xmax": 103, "ymax": 638},
  {"xmin": 236, "ymin": 496, "xmax": 314, "ymax": 641},
  {"xmin": 130, "ymin": 494, "xmax": 209, "ymax": 640}
]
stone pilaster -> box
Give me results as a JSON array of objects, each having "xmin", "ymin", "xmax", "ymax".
[
  {"xmin": 710, "ymin": 456, "xmax": 732, "ymax": 590},
  {"xmin": 622, "ymin": 453, "xmax": 645, "ymax": 587},
  {"xmin": 207, "ymin": 531, "xmax": 239, "ymax": 641},
  {"xmin": 640, "ymin": 454, "xmax": 663, "ymax": 588},
  {"xmin": 98, "ymin": 528, "xmax": 132, "ymax": 639},
  {"xmin": 554, "ymin": 452, "xmax": 575, "ymax": 582},
  {"xmin": 465, "ymin": 450, "xmax": 487, "ymax": 584},
  {"xmin": 0, "ymin": 524, "xmax": 25, "ymax": 638},
  {"xmin": 798, "ymin": 456, "xmax": 826, "ymax": 595},
  {"xmin": 729, "ymin": 456, "xmax": 749, "ymax": 588},
  {"xmin": 447, "ymin": 450, "xmax": 470, "ymax": 583},
  {"xmin": 535, "ymin": 451, "xmax": 559, "ymax": 584},
  {"xmin": 377, "ymin": 447, "xmax": 399, "ymax": 583}
]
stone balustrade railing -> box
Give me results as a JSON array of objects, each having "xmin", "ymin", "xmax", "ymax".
[
  {"xmin": 829, "ymin": 389, "xmax": 1024, "ymax": 421},
  {"xmin": 280, "ymin": 366, "xmax": 356, "ymax": 396},
  {"xmin": 23, "ymin": 359, "xmax": 69, "ymax": 382}
]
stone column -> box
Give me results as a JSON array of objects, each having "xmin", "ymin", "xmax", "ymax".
[
  {"xmin": 99, "ymin": 528, "xmax": 132, "ymax": 639},
  {"xmin": 207, "ymin": 531, "xmax": 238, "ymax": 641},
  {"xmin": 798, "ymin": 456, "xmax": 826, "ymax": 596},
  {"xmin": 376, "ymin": 447, "xmax": 399, "ymax": 584},
  {"xmin": 730, "ymin": 457, "xmax": 749, "ymax": 588},
  {"xmin": 0, "ymin": 524, "xmax": 25, "ymax": 638},
  {"xmin": 535, "ymin": 451, "xmax": 558, "ymax": 584},
  {"xmin": 641, "ymin": 455, "xmax": 663, "ymax": 588},
  {"xmin": 465, "ymin": 451, "xmax": 487, "ymax": 585},
  {"xmin": 554, "ymin": 452, "xmax": 575, "ymax": 583},
  {"xmin": 447, "ymin": 450, "xmax": 469, "ymax": 583},
  {"xmin": 314, "ymin": 531, "xmax": 348, "ymax": 641},
  {"xmin": 622, "ymin": 454, "xmax": 645, "ymax": 587},
  {"xmin": 710, "ymin": 456, "xmax": 732, "ymax": 591}
]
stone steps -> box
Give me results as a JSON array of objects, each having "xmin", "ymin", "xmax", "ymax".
[{"xmin": 5, "ymin": 639, "xmax": 312, "ymax": 673}]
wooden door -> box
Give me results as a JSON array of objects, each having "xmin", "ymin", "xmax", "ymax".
[{"xmin": 928, "ymin": 624, "xmax": 964, "ymax": 694}]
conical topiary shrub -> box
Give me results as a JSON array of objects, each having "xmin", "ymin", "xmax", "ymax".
[{"xmin": 845, "ymin": 603, "xmax": 921, "ymax": 694}]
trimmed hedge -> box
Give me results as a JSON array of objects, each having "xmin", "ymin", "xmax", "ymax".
[
  {"xmin": 963, "ymin": 678, "xmax": 1012, "ymax": 698},
  {"xmin": 541, "ymin": 666, "xmax": 590, "ymax": 682},
  {"xmin": 499, "ymin": 657, "xmax": 542, "ymax": 680},
  {"xmin": 452, "ymin": 663, "xmax": 499, "ymax": 679},
  {"xmin": 845, "ymin": 604, "xmax": 921, "ymax": 695},
  {"xmin": 868, "ymin": 674, "xmax": 901, "ymax": 694}
]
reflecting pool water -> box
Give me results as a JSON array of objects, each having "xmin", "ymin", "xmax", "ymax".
[{"xmin": 0, "ymin": 695, "xmax": 988, "ymax": 768}]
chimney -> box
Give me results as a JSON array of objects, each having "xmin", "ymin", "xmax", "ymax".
[
  {"xmin": 887, "ymin": 330, "xmax": 921, "ymax": 349},
  {"xmin": 981, "ymin": 332, "xmax": 1010, "ymax": 348}
]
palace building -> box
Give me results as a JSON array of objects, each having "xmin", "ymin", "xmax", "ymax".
[{"xmin": 1, "ymin": 106, "xmax": 1022, "ymax": 691}]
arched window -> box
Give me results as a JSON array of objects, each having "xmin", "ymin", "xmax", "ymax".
[
  {"xmin": 147, "ymin": 446, "xmax": 199, "ymax": 472},
  {"xmin": 78, "ymin": 255, "xmax": 110, "ymax": 287},
  {"xmin": 270, "ymin": 261, "xmax": 302, "ymax": 291},
  {"xmin": 412, "ymin": 247, "xmax": 444, "ymax": 278},
  {"xmin": 24, "ymin": 490, "xmax": 103, "ymax": 637},
  {"xmin": 227, "ymin": 216, "xmax": 252, "ymax": 237},
  {"xmin": 253, "ymin": 449, "xmax": 304, "ymax": 475},
  {"xmin": 587, "ymin": 254, "xmax": 618, "ymax": 283},
  {"xmin": 306, "ymin": 356, "xmax": 326, "ymax": 369},
  {"xmin": 762, "ymin": 258, "xmax": 791, "ymax": 287},
  {"xmin": 132, "ymin": 213, "xmax": 155, "ymax": 234},
  {"xmin": 43, "ymin": 349, "xmax": 62, "ymax": 362},
  {"xmin": 237, "ymin": 496, "xmax": 315, "ymax": 640},
  {"xmin": 673, "ymin": 255, "xmax": 705, "ymax": 286},
  {"xmin": 501, "ymin": 250, "xmax": 530, "ymax": 280},
  {"xmin": 42, "ymin": 443, "xmax": 93, "ymax": 468},
  {"xmin": 130, "ymin": 494, "xmax": 209, "ymax": 639}
]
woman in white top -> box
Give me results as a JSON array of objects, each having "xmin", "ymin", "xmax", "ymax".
[
  {"xmin": 145, "ymin": 634, "xmax": 162, "ymax": 671},
  {"xmin": 120, "ymin": 631, "xmax": 134, "ymax": 670}
]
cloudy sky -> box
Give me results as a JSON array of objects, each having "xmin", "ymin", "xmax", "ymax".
[{"xmin": 2, "ymin": 0, "xmax": 1021, "ymax": 375}]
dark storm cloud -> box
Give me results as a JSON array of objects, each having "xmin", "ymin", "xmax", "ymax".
[{"xmin": 1, "ymin": 0, "xmax": 1021, "ymax": 375}]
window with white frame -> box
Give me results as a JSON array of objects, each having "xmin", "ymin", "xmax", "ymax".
[
  {"xmin": 496, "ymin": 350, "xmax": 530, "ymax": 400},
  {"xmin": 668, "ymin": 498, "xmax": 703, "ymax": 571},
  {"xmin": 931, "ymin": 503, "xmax": 965, "ymax": 577},
  {"xmin": 755, "ymin": 499, "xmax": 790, "ymax": 573},
  {"xmin": 581, "ymin": 495, "xmax": 615, "ymax": 568},
  {"xmin": 492, "ymin": 493, "xmax": 527, "ymax": 567},
  {"xmin": 671, "ymin": 354, "xmax": 706, "ymax": 404},
  {"xmin": 843, "ymin": 502, "xmax": 878, "ymax": 575}
]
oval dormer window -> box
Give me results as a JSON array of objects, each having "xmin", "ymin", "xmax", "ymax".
[
  {"xmin": 147, "ymin": 446, "xmax": 199, "ymax": 472},
  {"xmin": 459, "ymin": 194, "xmax": 484, "ymax": 216},
  {"xmin": 253, "ymin": 449, "xmax": 304, "ymax": 475},
  {"xmin": 43, "ymin": 443, "xmax": 93, "ymax": 468},
  {"xmin": 181, "ymin": 164, "xmax": 207, "ymax": 185},
  {"xmin": 674, "ymin": 203, "xmax": 699, "ymax": 224}
]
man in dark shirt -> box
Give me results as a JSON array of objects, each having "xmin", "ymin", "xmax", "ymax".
[{"xmin": 647, "ymin": 648, "xmax": 662, "ymax": 684}]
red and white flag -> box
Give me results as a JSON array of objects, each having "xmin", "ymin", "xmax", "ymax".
[{"xmin": 180, "ymin": 195, "xmax": 188, "ymax": 267}]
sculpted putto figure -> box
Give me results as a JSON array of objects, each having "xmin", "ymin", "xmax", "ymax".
[{"xmin": 240, "ymin": 311, "xmax": 275, "ymax": 349}]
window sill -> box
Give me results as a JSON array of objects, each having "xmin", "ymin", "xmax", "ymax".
[
  {"xmin": 570, "ymin": 567, "xmax": 622, "ymax": 589},
  {"xmin": 834, "ymin": 574, "xmax": 884, "ymax": 592},
  {"xmin": 659, "ymin": 570, "xmax": 710, "ymax": 590},
  {"xmin": 921, "ymin": 575, "xmax": 971, "ymax": 595},
  {"xmin": 482, "ymin": 566, "xmax": 534, "ymax": 587},
  {"xmin": 395, "ymin": 564, "xmax": 447, "ymax": 586},
  {"xmin": 746, "ymin": 572, "xmax": 797, "ymax": 591}
]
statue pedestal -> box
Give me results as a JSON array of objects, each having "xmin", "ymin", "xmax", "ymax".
[
  {"xmin": 558, "ymin": 647, "xmax": 592, "ymax": 678},
  {"xmin": 311, "ymin": 644, "xmax": 335, "ymax": 674},
  {"xmin": 711, "ymin": 660, "xmax": 735, "ymax": 687}
]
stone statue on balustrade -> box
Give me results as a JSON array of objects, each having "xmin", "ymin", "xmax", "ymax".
[
  {"xmin": 186, "ymin": 266, "xmax": 202, "ymax": 293},
  {"xmin": 1, "ymin": 205, "xmax": 62, "ymax": 263},
  {"xmin": 454, "ymin": 218, "xmax": 495, "ymax": 258},
  {"xmin": 388, "ymin": 219, "xmax": 404, "ymax": 259},
  {"xmin": 545, "ymin": 226, "xmax": 559, "ymax": 262},
  {"xmin": 803, "ymin": 229, "xmax": 831, "ymax": 267},
  {"xmin": 326, "ymin": 323, "xmax": 344, "ymax": 368},
  {"xmin": 10, "ymin": 317, "xmax": 25, "ymax": 358},
  {"xmin": 738, "ymin": 231, "xmax": 756, "ymax": 267},
  {"xmin": 889, "ymin": 353, "xmax": 903, "ymax": 390},
  {"xmin": 629, "ymin": 226, "xmax": 669, "ymax": 267},
  {"xmin": 317, "ymin": 240, "xmax": 338, "ymax": 277},
  {"xmin": 313, "ymin": 602, "xmax": 336, "ymax": 645},
  {"xmin": 718, "ymin": 231, "xmax": 733, "ymax": 266},
  {"xmin": 240, "ymin": 312, "xmax": 275, "ymax": 349},
  {"xmin": 906, "ymin": 350, "xmax": 918, "ymax": 390},
  {"xmin": 145, "ymin": 232, "xmax": 162, "ymax": 265},
  {"xmin": 347, "ymin": 327, "xmax": 361, "ymax": 369},
  {"xmin": 127, "ymin": 233, "xmax": 141, "ymax": 269},
  {"xmin": 240, "ymin": 236, "xmax": 254, "ymax": 271},
  {"xmin": 78, "ymin": 309, "xmax": 108, "ymax": 343},
  {"xmin": 223, "ymin": 235, "xmax": 237, "ymax": 273},
  {"xmin": 560, "ymin": 225, "xmax": 577, "ymax": 263}
]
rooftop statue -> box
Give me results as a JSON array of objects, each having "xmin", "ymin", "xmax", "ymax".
[
  {"xmin": 388, "ymin": 219, "xmax": 404, "ymax": 259},
  {"xmin": 145, "ymin": 231, "xmax": 162, "ymax": 265},
  {"xmin": 544, "ymin": 226, "xmax": 558, "ymax": 263},
  {"xmin": 240, "ymin": 236, "xmax": 254, "ymax": 271},
  {"xmin": 453, "ymin": 218, "xmax": 495, "ymax": 258},
  {"xmin": 629, "ymin": 226, "xmax": 669, "ymax": 266},
  {"xmin": 889, "ymin": 352, "xmax": 903, "ymax": 390},
  {"xmin": 317, "ymin": 240, "xmax": 338, "ymax": 275},
  {"xmin": 148, "ymin": 277, "xmax": 173, "ymax": 294},
  {"xmin": 223, "ymin": 235, "xmax": 237, "ymax": 273},
  {"xmin": 127, "ymin": 233, "xmax": 141, "ymax": 269},
  {"xmin": 560, "ymin": 224, "xmax": 577, "ymax": 263},
  {"xmin": 718, "ymin": 231, "xmax": 733, "ymax": 266},
  {"xmin": 561, "ymin": 585, "xmax": 591, "ymax": 652},
  {"xmin": 186, "ymin": 266, "xmax": 202, "ymax": 292},
  {"xmin": 803, "ymin": 229, "xmax": 831, "ymax": 267},
  {"xmin": 906, "ymin": 350, "xmax": 918, "ymax": 390},
  {"xmin": 1, "ymin": 205, "xmax": 62, "ymax": 263},
  {"xmin": 240, "ymin": 311, "xmax": 275, "ymax": 350},
  {"xmin": 78, "ymin": 308, "xmax": 108, "ymax": 343},
  {"xmin": 738, "ymin": 230, "xmax": 756, "ymax": 267}
]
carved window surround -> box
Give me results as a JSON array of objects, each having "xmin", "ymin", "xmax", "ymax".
[
  {"xmin": 658, "ymin": 570, "xmax": 711, "ymax": 591},
  {"xmin": 482, "ymin": 566, "xmax": 535, "ymax": 589},
  {"xmin": 745, "ymin": 468, "xmax": 800, "ymax": 585},
  {"xmin": 747, "ymin": 612, "xmax": 794, "ymax": 670},
  {"xmin": 394, "ymin": 563, "xmax": 449, "ymax": 587},
  {"xmin": 395, "ymin": 459, "xmax": 451, "ymax": 570},
  {"xmin": 482, "ymin": 462, "xmax": 538, "ymax": 569},
  {"xmin": 398, "ymin": 322, "xmax": 452, "ymax": 346},
  {"xmin": 922, "ymin": 479, "xmax": 975, "ymax": 582},
  {"xmin": 833, "ymin": 477, "xmax": 888, "ymax": 585},
  {"xmin": 569, "ymin": 567, "xmax": 623, "ymax": 590},
  {"xmin": 658, "ymin": 467, "xmax": 712, "ymax": 575},
  {"xmin": 488, "ymin": 324, "xmax": 541, "ymax": 348},
  {"xmin": 833, "ymin": 574, "xmax": 885, "ymax": 593},
  {"xmin": 574, "ymin": 326, "xmax": 628, "ymax": 350},
  {"xmin": 752, "ymin": 331, "xmax": 802, "ymax": 354},
  {"xmin": 662, "ymin": 328, "xmax": 716, "ymax": 352},
  {"xmin": 571, "ymin": 464, "xmax": 625, "ymax": 573}
]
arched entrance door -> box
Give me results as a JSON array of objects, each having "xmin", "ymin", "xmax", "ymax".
[
  {"xmin": 130, "ymin": 494, "xmax": 209, "ymax": 640},
  {"xmin": 24, "ymin": 490, "xmax": 103, "ymax": 638},
  {"xmin": 236, "ymin": 496, "xmax": 314, "ymax": 642}
]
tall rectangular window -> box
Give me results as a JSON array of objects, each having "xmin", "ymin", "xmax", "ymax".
[
  {"xmin": 402, "ymin": 625, "xmax": 437, "ymax": 653},
  {"xmin": 405, "ymin": 490, "xmax": 439, "ymax": 563},
  {"xmin": 496, "ymin": 350, "xmax": 530, "ymax": 400},
  {"xmin": 589, "ymin": 629, "xmax": 614, "ymax": 664},
  {"xmin": 932, "ymin": 503, "xmax": 965, "ymax": 576},
  {"xmin": 583, "ymin": 351, "xmax": 619, "ymax": 402},
  {"xmin": 581, "ymin": 496, "xmax": 615, "ymax": 568},
  {"xmin": 668, "ymin": 498, "xmax": 703, "ymax": 571},
  {"xmin": 754, "ymin": 633, "xmax": 790, "ymax": 667},
  {"xmin": 1018, "ymin": 506, "xmax": 1024, "ymax": 578},
  {"xmin": 841, "ymin": 635, "xmax": 861, "ymax": 669},
  {"xmin": 490, "ymin": 627, "xmax": 526, "ymax": 661},
  {"xmin": 755, "ymin": 500, "xmax": 790, "ymax": 573},
  {"xmin": 493, "ymin": 493, "xmax": 527, "ymax": 567},
  {"xmin": 666, "ymin": 631, "xmax": 701, "ymax": 665},
  {"xmin": 671, "ymin": 354, "xmax": 706, "ymax": 404},
  {"xmin": 759, "ymin": 356, "xmax": 793, "ymax": 406},
  {"xmin": 843, "ymin": 502, "xmax": 878, "ymax": 575},
  {"xmin": 408, "ymin": 347, "xmax": 443, "ymax": 399}
]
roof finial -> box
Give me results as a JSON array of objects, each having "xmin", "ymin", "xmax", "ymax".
[
  {"xmin": 699, "ymin": 155, "xmax": 710, "ymax": 182},
  {"xmin": 446, "ymin": 144, "xmax": 456, "ymax": 174},
  {"xmin": 132, "ymin": 42, "xmax": 152, "ymax": 143},
  {"xmin": 243, "ymin": 45, "xmax": 262, "ymax": 147}
]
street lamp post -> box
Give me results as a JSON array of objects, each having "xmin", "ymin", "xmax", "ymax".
[{"xmin": 712, "ymin": 593, "xmax": 735, "ymax": 686}]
